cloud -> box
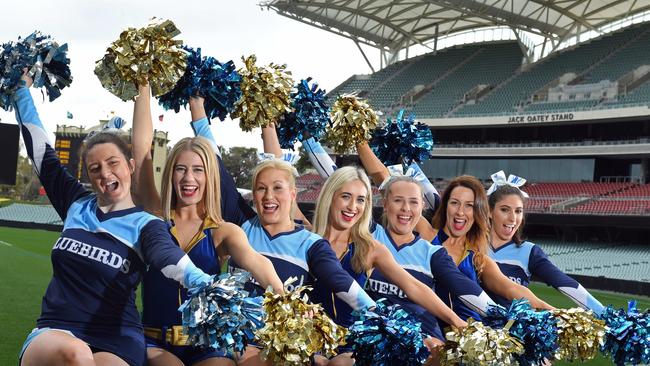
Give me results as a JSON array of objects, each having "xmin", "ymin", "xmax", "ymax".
[{"xmin": 0, "ymin": 0, "xmax": 377, "ymax": 150}]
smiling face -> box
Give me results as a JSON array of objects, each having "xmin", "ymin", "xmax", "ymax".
[
  {"xmin": 383, "ymin": 180, "xmax": 423, "ymax": 236},
  {"xmin": 85, "ymin": 142, "xmax": 134, "ymax": 206},
  {"xmin": 445, "ymin": 186, "xmax": 476, "ymax": 239},
  {"xmin": 253, "ymin": 167, "xmax": 296, "ymax": 227},
  {"xmin": 490, "ymin": 193, "xmax": 524, "ymax": 243},
  {"xmin": 172, "ymin": 150, "xmax": 206, "ymax": 208},
  {"xmin": 328, "ymin": 179, "xmax": 368, "ymax": 232}
]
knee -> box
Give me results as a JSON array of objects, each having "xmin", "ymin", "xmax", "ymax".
[
  {"xmin": 59, "ymin": 340, "xmax": 93, "ymax": 365},
  {"xmin": 328, "ymin": 356, "xmax": 354, "ymax": 366}
]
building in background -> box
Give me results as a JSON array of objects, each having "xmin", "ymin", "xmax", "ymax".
[{"xmin": 54, "ymin": 120, "xmax": 169, "ymax": 192}]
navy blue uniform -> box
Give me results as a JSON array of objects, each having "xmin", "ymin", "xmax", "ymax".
[
  {"xmin": 489, "ymin": 240, "xmax": 604, "ymax": 313},
  {"xmin": 191, "ymin": 118, "xmax": 375, "ymax": 311},
  {"xmin": 142, "ymin": 217, "xmax": 231, "ymax": 363},
  {"xmin": 309, "ymin": 243, "xmax": 367, "ymax": 328},
  {"xmin": 431, "ymin": 230, "xmax": 491, "ymax": 328},
  {"xmin": 14, "ymin": 86, "xmax": 210, "ymax": 366},
  {"xmin": 366, "ymin": 224, "xmax": 494, "ymax": 338}
]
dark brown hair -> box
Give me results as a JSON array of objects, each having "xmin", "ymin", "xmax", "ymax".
[
  {"xmin": 488, "ymin": 185, "xmax": 527, "ymax": 246},
  {"xmin": 81, "ymin": 131, "xmax": 131, "ymax": 164}
]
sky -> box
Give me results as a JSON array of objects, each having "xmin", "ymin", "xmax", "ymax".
[{"xmin": 0, "ymin": 1, "xmax": 380, "ymax": 151}]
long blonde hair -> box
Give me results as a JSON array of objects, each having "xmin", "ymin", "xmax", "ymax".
[
  {"xmin": 432, "ymin": 175, "xmax": 490, "ymax": 275},
  {"xmin": 251, "ymin": 159, "xmax": 297, "ymax": 219},
  {"xmin": 160, "ymin": 137, "xmax": 222, "ymax": 223},
  {"xmin": 313, "ymin": 166, "xmax": 374, "ymax": 273}
]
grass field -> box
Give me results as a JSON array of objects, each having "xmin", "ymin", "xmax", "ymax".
[{"xmin": 1, "ymin": 225, "xmax": 649, "ymax": 365}]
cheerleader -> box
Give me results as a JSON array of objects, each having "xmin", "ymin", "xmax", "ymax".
[
  {"xmin": 486, "ymin": 171, "xmax": 604, "ymax": 313},
  {"xmin": 131, "ymin": 91, "xmax": 283, "ymax": 366}
]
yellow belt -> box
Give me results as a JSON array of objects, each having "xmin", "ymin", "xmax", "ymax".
[{"xmin": 144, "ymin": 326, "xmax": 189, "ymax": 346}]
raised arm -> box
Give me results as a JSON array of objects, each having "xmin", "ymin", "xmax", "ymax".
[
  {"xmin": 13, "ymin": 73, "xmax": 88, "ymax": 219},
  {"xmin": 307, "ymin": 240, "xmax": 375, "ymax": 310},
  {"xmin": 216, "ymin": 222, "xmax": 284, "ymax": 293},
  {"xmin": 481, "ymin": 256, "xmax": 554, "ymax": 310},
  {"xmin": 302, "ymin": 137, "xmax": 337, "ymax": 178},
  {"xmin": 357, "ymin": 142, "xmax": 438, "ymax": 241},
  {"xmin": 371, "ymin": 243, "xmax": 466, "ymax": 328},
  {"xmin": 260, "ymin": 123, "xmax": 312, "ymax": 228},
  {"xmin": 131, "ymin": 84, "xmax": 162, "ymax": 214},
  {"xmin": 356, "ymin": 142, "xmax": 389, "ymax": 185},
  {"xmin": 529, "ymin": 245, "xmax": 604, "ymax": 313},
  {"xmin": 261, "ymin": 124, "xmax": 282, "ymax": 158},
  {"xmin": 188, "ymin": 99, "xmax": 255, "ymax": 225}
]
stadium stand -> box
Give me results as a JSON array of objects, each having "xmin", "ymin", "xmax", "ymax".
[
  {"xmin": 538, "ymin": 240, "xmax": 650, "ymax": 282},
  {"xmin": 0, "ymin": 203, "xmax": 63, "ymax": 225},
  {"xmin": 327, "ymin": 22, "xmax": 650, "ymax": 118}
]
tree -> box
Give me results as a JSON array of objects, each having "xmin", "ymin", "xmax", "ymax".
[
  {"xmin": 294, "ymin": 145, "xmax": 312, "ymax": 175},
  {"xmin": 220, "ymin": 146, "xmax": 259, "ymax": 189},
  {"xmin": 0, "ymin": 142, "xmax": 38, "ymax": 201}
]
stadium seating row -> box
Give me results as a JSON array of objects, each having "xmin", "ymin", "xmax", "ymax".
[{"xmin": 331, "ymin": 23, "xmax": 650, "ymax": 118}]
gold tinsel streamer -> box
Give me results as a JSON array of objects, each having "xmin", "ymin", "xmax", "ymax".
[
  {"xmin": 255, "ymin": 278, "xmax": 347, "ymax": 365},
  {"xmin": 439, "ymin": 318, "xmax": 524, "ymax": 366},
  {"xmin": 94, "ymin": 18, "xmax": 187, "ymax": 101},
  {"xmin": 552, "ymin": 308, "xmax": 606, "ymax": 362},
  {"xmin": 232, "ymin": 55, "xmax": 293, "ymax": 132},
  {"xmin": 323, "ymin": 94, "xmax": 378, "ymax": 154}
]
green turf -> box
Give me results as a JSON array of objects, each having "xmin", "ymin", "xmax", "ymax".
[
  {"xmin": 1, "ymin": 225, "xmax": 649, "ymax": 365},
  {"xmin": 0, "ymin": 226, "xmax": 58, "ymax": 365}
]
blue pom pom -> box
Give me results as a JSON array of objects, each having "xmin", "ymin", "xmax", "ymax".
[
  {"xmin": 370, "ymin": 110, "xmax": 433, "ymax": 166},
  {"xmin": 158, "ymin": 46, "xmax": 241, "ymax": 122},
  {"xmin": 346, "ymin": 300, "xmax": 429, "ymax": 366},
  {"xmin": 599, "ymin": 300, "xmax": 650, "ymax": 366},
  {"xmin": 276, "ymin": 78, "xmax": 330, "ymax": 149},
  {"xmin": 179, "ymin": 271, "xmax": 264, "ymax": 354},
  {"xmin": 0, "ymin": 31, "xmax": 72, "ymax": 111},
  {"xmin": 484, "ymin": 299, "xmax": 559, "ymax": 366}
]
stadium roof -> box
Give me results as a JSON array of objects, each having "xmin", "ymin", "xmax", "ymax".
[{"xmin": 262, "ymin": 0, "xmax": 650, "ymax": 57}]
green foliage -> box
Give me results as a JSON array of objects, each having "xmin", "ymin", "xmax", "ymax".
[{"xmin": 220, "ymin": 146, "xmax": 259, "ymax": 189}]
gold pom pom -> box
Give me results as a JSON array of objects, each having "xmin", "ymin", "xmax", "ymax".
[
  {"xmin": 440, "ymin": 318, "xmax": 524, "ymax": 366},
  {"xmin": 232, "ymin": 55, "xmax": 293, "ymax": 132},
  {"xmin": 255, "ymin": 278, "xmax": 347, "ymax": 365},
  {"xmin": 552, "ymin": 308, "xmax": 605, "ymax": 362},
  {"xmin": 95, "ymin": 18, "xmax": 187, "ymax": 101},
  {"xmin": 323, "ymin": 95, "xmax": 379, "ymax": 154}
]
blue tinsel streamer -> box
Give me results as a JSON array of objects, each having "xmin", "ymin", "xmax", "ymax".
[
  {"xmin": 483, "ymin": 299, "xmax": 559, "ymax": 366},
  {"xmin": 599, "ymin": 300, "xmax": 650, "ymax": 366},
  {"xmin": 346, "ymin": 300, "xmax": 429, "ymax": 366},
  {"xmin": 179, "ymin": 271, "xmax": 264, "ymax": 354},
  {"xmin": 276, "ymin": 78, "xmax": 330, "ymax": 149},
  {"xmin": 370, "ymin": 110, "xmax": 433, "ymax": 166},
  {"xmin": 158, "ymin": 46, "xmax": 241, "ymax": 121},
  {"xmin": 0, "ymin": 31, "xmax": 72, "ymax": 111}
]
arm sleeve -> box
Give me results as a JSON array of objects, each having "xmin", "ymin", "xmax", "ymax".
[
  {"xmin": 13, "ymin": 86, "xmax": 89, "ymax": 219},
  {"xmin": 307, "ymin": 239, "xmax": 375, "ymax": 310},
  {"xmin": 190, "ymin": 117, "xmax": 256, "ymax": 225},
  {"xmin": 190, "ymin": 116, "xmax": 221, "ymax": 157},
  {"xmin": 303, "ymin": 137, "xmax": 337, "ymax": 178},
  {"xmin": 140, "ymin": 220, "xmax": 211, "ymax": 289},
  {"xmin": 406, "ymin": 162, "xmax": 440, "ymax": 211},
  {"xmin": 529, "ymin": 245, "xmax": 604, "ymax": 314},
  {"xmin": 430, "ymin": 248, "xmax": 496, "ymax": 316}
]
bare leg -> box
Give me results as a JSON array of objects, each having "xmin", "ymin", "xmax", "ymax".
[
  {"xmin": 21, "ymin": 330, "xmax": 95, "ymax": 366},
  {"xmin": 328, "ymin": 352, "xmax": 354, "ymax": 366},
  {"xmin": 93, "ymin": 352, "xmax": 129, "ymax": 366},
  {"xmin": 235, "ymin": 346, "xmax": 271, "ymax": 366},
  {"xmin": 147, "ymin": 347, "xmax": 184, "ymax": 366}
]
